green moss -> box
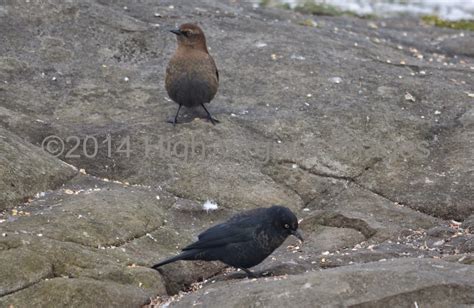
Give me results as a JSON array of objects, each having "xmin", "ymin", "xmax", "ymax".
[
  {"xmin": 260, "ymin": 0, "xmax": 291, "ymax": 10},
  {"xmin": 422, "ymin": 15, "xmax": 474, "ymax": 31},
  {"xmin": 295, "ymin": 1, "xmax": 375, "ymax": 19},
  {"xmin": 294, "ymin": 1, "xmax": 345, "ymax": 16},
  {"xmin": 297, "ymin": 18, "xmax": 318, "ymax": 27}
]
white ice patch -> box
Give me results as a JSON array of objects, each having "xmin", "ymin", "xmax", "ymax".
[{"xmin": 203, "ymin": 200, "xmax": 218, "ymax": 212}]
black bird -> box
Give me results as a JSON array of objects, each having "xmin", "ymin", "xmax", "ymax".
[
  {"xmin": 166, "ymin": 23, "xmax": 219, "ymax": 125},
  {"xmin": 152, "ymin": 205, "xmax": 303, "ymax": 277}
]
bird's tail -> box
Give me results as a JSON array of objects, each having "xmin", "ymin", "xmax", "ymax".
[{"xmin": 151, "ymin": 250, "xmax": 197, "ymax": 270}]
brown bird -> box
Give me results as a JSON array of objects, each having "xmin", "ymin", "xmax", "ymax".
[{"xmin": 166, "ymin": 23, "xmax": 219, "ymax": 125}]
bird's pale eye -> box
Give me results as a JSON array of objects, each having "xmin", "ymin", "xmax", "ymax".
[{"xmin": 284, "ymin": 224, "xmax": 290, "ymax": 229}]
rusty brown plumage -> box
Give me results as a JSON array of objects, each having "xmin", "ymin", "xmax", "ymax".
[{"xmin": 165, "ymin": 23, "xmax": 219, "ymax": 125}]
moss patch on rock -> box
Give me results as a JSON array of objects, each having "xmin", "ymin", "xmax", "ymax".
[{"xmin": 422, "ymin": 15, "xmax": 474, "ymax": 31}]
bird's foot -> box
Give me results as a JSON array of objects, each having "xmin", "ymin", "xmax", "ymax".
[
  {"xmin": 166, "ymin": 118, "xmax": 178, "ymax": 125},
  {"xmin": 168, "ymin": 105, "xmax": 182, "ymax": 126},
  {"xmin": 200, "ymin": 103, "xmax": 219, "ymax": 125},
  {"xmin": 239, "ymin": 268, "xmax": 257, "ymax": 278},
  {"xmin": 260, "ymin": 271, "xmax": 273, "ymax": 277},
  {"xmin": 207, "ymin": 116, "xmax": 220, "ymax": 125}
]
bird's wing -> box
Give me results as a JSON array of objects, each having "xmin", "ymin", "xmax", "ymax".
[
  {"xmin": 182, "ymin": 216, "xmax": 259, "ymax": 251},
  {"xmin": 207, "ymin": 53, "xmax": 219, "ymax": 82}
]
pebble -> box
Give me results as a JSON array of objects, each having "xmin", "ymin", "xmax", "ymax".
[{"xmin": 329, "ymin": 77, "xmax": 342, "ymax": 84}]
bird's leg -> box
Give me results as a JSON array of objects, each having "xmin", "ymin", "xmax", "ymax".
[
  {"xmin": 239, "ymin": 268, "xmax": 257, "ymax": 278},
  {"xmin": 260, "ymin": 270, "xmax": 273, "ymax": 277},
  {"xmin": 167, "ymin": 104, "xmax": 182, "ymax": 125},
  {"xmin": 200, "ymin": 103, "xmax": 219, "ymax": 125}
]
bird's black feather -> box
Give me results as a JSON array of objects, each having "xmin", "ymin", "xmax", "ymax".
[{"xmin": 151, "ymin": 205, "xmax": 302, "ymax": 276}]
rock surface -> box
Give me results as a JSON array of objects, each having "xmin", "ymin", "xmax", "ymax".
[
  {"xmin": 168, "ymin": 259, "xmax": 474, "ymax": 307},
  {"xmin": 0, "ymin": 127, "xmax": 77, "ymax": 210},
  {"xmin": 0, "ymin": 0, "xmax": 472, "ymax": 307}
]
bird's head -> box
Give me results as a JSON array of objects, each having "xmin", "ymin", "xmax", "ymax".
[
  {"xmin": 270, "ymin": 205, "xmax": 304, "ymax": 242},
  {"xmin": 170, "ymin": 23, "xmax": 208, "ymax": 51}
]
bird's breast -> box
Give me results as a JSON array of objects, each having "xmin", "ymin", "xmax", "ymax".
[
  {"xmin": 165, "ymin": 55, "xmax": 218, "ymax": 107},
  {"xmin": 166, "ymin": 52, "xmax": 218, "ymax": 85}
]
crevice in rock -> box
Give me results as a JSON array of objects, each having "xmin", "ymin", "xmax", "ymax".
[
  {"xmin": 261, "ymin": 171, "xmax": 306, "ymax": 207},
  {"xmin": 0, "ymin": 240, "xmax": 23, "ymax": 251},
  {"xmin": 6, "ymin": 167, "xmax": 80, "ymax": 211},
  {"xmin": 112, "ymin": 223, "xmax": 164, "ymax": 248},
  {"xmin": 30, "ymin": 234, "xmax": 97, "ymax": 250},
  {"xmin": 303, "ymin": 211, "xmax": 377, "ymax": 239},
  {"xmin": 0, "ymin": 264, "xmax": 54, "ymax": 298},
  {"xmin": 354, "ymin": 183, "xmax": 403, "ymax": 206},
  {"xmin": 156, "ymin": 262, "xmax": 227, "ymax": 296},
  {"xmin": 261, "ymin": 159, "xmax": 350, "ymax": 210},
  {"xmin": 0, "ymin": 280, "xmax": 42, "ymax": 298},
  {"xmin": 274, "ymin": 159, "xmax": 436, "ymax": 220},
  {"xmin": 276, "ymin": 158, "xmax": 359, "ymax": 182},
  {"xmin": 32, "ymin": 222, "xmax": 165, "ymax": 250}
]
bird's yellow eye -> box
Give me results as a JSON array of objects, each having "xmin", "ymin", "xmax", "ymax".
[{"xmin": 284, "ymin": 224, "xmax": 290, "ymax": 229}]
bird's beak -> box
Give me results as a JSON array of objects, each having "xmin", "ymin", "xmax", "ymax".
[
  {"xmin": 291, "ymin": 230, "xmax": 304, "ymax": 242},
  {"xmin": 170, "ymin": 29, "xmax": 182, "ymax": 36}
]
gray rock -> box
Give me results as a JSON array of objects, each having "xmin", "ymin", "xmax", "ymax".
[
  {"xmin": 169, "ymin": 259, "xmax": 474, "ymax": 307},
  {"xmin": 0, "ymin": 127, "xmax": 77, "ymax": 211},
  {"xmin": 0, "ymin": 246, "xmax": 52, "ymax": 297},
  {"xmin": 462, "ymin": 215, "xmax": 474, "ymax": 232},
  {"xmin": 427, "ymin": 226, "xmax": 457, "ymax": 238},
  {"xmin": 459, "ymin": 237, "xmax": 474, "ymax": 253},
  {"xmin": 1, "ymin": 0, "xmax": 472, "ymax": 220},
  {"xmin": 0, "ymin": 0, "xmax": 473, "ymax": 306},
  {"xmin": 0, "ymin": 277, "xmax": 154, "ymax": 307}
]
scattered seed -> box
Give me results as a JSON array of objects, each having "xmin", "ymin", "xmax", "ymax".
[{"xmin": 404, "ymin": 92, "xmax": 416, "ymax": 102}]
